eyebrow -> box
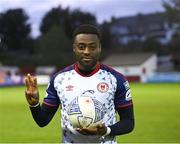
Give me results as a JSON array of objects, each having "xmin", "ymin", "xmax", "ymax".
[{"xmin": 76, "ymin": 42, "xmax": 97, "ymax": 45}]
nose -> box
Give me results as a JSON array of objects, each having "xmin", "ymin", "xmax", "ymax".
[{"xmin": 83, "ymin": 47, "xmax": 90, "ymax": 55}]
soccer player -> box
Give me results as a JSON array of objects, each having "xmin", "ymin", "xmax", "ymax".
[{"xmin": 24, "ymin": 24, "xmax": 135, "ymax": 143}]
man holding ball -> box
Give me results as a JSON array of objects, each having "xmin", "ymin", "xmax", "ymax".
[{"xmin": 25, "ymin": 24, "xmax": 135, "ymax": 143}]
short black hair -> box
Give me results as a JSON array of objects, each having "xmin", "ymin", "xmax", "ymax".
[{"xmin": 73, "ymin": 24, "xmax": 101, "ymax": 40}]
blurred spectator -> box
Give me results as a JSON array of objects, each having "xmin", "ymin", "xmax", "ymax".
[
  {"xmin": 5, "ymin": 71, "xmax": 12, "ymax": 85},
  {"xmin": 11, "ymin": 71, "xmax": 22, "ymax": 84},
  {"xmin": 0, "ymin": 69, "xmax": 23, "ymax": 86}
]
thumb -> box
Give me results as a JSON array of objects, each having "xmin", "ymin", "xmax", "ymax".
[{"xmin": 97, "ymin": 123, "xmax": 104, "ymax": 129}]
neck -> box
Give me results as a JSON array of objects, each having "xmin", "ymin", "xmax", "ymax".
[
  {"xmin": 75, "ymin": 62, "xmax": 100, "ymax": 76},
  {"xmin": 77, "ymin": 62, "xmax": 99, "ymax": 72},
  {"xmin": 77, "ymin": 68, "xmax": 93, "ymax": 75}
]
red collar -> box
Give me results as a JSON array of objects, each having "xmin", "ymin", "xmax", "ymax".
[{"xmin": 74, "ymin": 63, "xmax": 100, "ymax": 77}]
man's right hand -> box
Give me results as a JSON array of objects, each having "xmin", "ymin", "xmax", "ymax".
[
  {"xmin": 76, "ymin": 124, "xmax": 107, "ymax": 136},
  {"xmin": 24, "ymin": 73, "xmax": 39, "ymax": 106}
]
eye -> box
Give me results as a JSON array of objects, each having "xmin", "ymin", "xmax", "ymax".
[
  {"xmin": 89, "ymin": 44, "xmax": 97, "ymax": 50},
  {"xmin": 77, "ymin": 43, "xmax": 86, "ymax": 50}
]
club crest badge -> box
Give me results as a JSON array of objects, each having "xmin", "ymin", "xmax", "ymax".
[{"xmin": 97, "ymin": 82, "xmax": 109, "ymax": 93}]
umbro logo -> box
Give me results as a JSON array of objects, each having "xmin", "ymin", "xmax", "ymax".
[{"xmin": 66, "ymin": 85, "xmax": 74, "ymax": 91}]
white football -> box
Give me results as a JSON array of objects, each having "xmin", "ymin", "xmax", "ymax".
[{"xmin": 67, "ymin": 92, "xmax": 105, "ymax": 128}]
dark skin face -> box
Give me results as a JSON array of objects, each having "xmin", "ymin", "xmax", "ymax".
[{"xmin": 73, "ymin": 34, "xmax": 101, "ymax": 71}]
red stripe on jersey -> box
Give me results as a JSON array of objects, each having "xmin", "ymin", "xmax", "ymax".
[
  {"xmin": 118, "ymin": 102, "xmax": 133, "ymax": 108},
  {"xmin": 74, "ymin": 63, "xmax": 100, "ymax": 77},
  {"xmin": 43, "ymin": 101, "xmax": 59, "ymax": 107}
]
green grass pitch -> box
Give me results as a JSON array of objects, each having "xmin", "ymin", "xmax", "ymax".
[{"xmin": 0, "ymin": 83, "xmax": 180, "ymax": 143}]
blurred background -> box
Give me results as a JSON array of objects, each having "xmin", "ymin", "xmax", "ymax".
[
  {"xmin": 0, "ymin": 0, "xmax": 180, "ymax": 143},
  {"xmin": 0, "ymin": 0, "xmax": 180, "ymax": 85}
]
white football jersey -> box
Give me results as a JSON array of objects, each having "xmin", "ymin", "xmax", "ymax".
[{"xmin": 44, "ymin": 63, "xmax": 133, "ymax": 143}]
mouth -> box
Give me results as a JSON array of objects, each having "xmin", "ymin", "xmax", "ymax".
[
  {"xmin": 82, "ymin": 57, "xmax": 92, "ymax": 61},
  {"xmin": 81, "ymin": 57, "xmax": 93, "ymax": 64},
  {"xmin": 83, "ymin": 58, "xmax": 92, "ymax": 60}
]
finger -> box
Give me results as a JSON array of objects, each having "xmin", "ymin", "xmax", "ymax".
[
  {"xmin": 81, "ymin": 128, "xmax": 97, "ymax": 134},
  {"xmin": 25, "ymin": 89, "xmax": 39, "ymax": 100},
  {"xmin": 27, "ymin": 73, "xmax": 32, "ymax": 83},
  {"xmin": 97, "ymin": 124, "xmax": 103, "ymax": 128},
  {"xmin": 27, "ymin": 73, "xmax": 31, "ymax": 78},
  {"xmin": 25, "ymin": 74, "xmax": 31, "ymax": 89},
  {"xmin": 25, "ymin": 76, "xmax": 31, "ymax": 91},
  {"xmin": 96, "ymin": 124, "xmax": 107, "ymax": 135},
  {"xmin": 32, "ymin": 77, "xmax": 38, "ymax": 92},
  {"xmin": 25, "ymin": 91, "xmax": 39, "ymax": 106},
  {"xmin": 75, "ymin": 128, "xmax": 81, "ymax": 132},
  {"xmin": 25, "ymin": 90, "xmax": 32, "ymax": 102},
  {"xmin": 28, "ymin": 74, "xmax": 33, "ymax": 90},
  {"xmin": 97, "ymin": 124, "xmax": 105, "ymax": 130},
  {"xmin": 25, "ymin": 90, "xmax": 33, "ymax": 99},
  {"xmin": 25, "ymin": 90, "xmax": 39, "ymax": 101},
  {"xmin": 75, "ymin": 128, "xmax": 89, "ymax": 135},
  {"xmin": 27, "ymin": 74, "xmax": 34, "ymax": 92}
]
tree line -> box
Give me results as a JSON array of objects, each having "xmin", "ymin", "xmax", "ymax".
[{"xmin": 0, "ymin": 0, "xmax": 180, "ymax": 68}]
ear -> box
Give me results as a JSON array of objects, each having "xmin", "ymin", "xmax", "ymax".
[
  {"xmin": 73, "ymin": 44, "xmax": 76, "ymax": 52},
  {"xmin": 99, "ymin": 43, "xmax": 102, "ymax": 53}
]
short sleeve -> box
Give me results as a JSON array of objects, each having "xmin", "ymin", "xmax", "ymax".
[{"xmin": 114, "ymin": 73, "xmax": 133, "ymax": 110}]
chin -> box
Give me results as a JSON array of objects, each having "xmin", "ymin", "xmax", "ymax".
[
  {"xmin": 83, "ymin": 64, "xmax": 96, "ymax": 70},
  {"xmin": 79, "ymin": 60, "xmax": 97, "ymax": 70}
]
